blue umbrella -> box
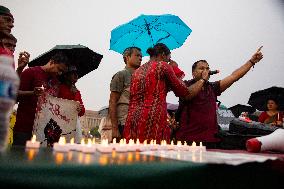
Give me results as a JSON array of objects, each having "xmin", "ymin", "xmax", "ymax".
[{"xmin": 110, "ymin": 14, "xmax": 192, "ymax": 56}]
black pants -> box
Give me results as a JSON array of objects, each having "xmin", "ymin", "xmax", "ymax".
[
  {"xmin": 118, "ymin": 124, "xmax": 124, "ymax": 137},
  {"xmin": 13, "ymin": 131, "xmax": 32, "ymax": 146}
]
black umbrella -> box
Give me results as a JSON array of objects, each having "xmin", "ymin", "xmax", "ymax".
[
  {"xmin": 29, "ymin": 45, "xmax": 103, "ymax": 78},
  {"xmin": 248, "ymin": 86, "xmax": 284, "ymax": 111},
  {"xmin": 228, "ymin": 104, "xmax": 256, "ymax": 117}
]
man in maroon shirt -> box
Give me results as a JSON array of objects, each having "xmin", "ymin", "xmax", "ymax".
[
  {"xmin": 13, "ymin": 52, "xmax": 69, "ymax": 145},
  {"xmin": 176, "ymin": 47, "xmax": 264, "ymax": 148}
]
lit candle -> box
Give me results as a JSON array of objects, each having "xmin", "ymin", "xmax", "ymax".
[
  {"xmin": 82, "ymin": 138, "xmax": 96, "ymax": 153},
  {"xmin": 188, "ymin": 141, "xmax": 197, "ymax": 152},
  {"xmin": 199, "ymin": 142, "xmax": 206, "ymax": 152},
  {"xmin": 175, "ymin": 141, "xmax": 182, "ymax": 151},
  {"xmin": 41, "ymin": 85, "xmax": 45, "ymax": 90},
  {"xmin": 128, "ymin": 139, "xmax": 138, "ymax": 151},
  {"xmin": 67, "ymin": 137, "xmax": 76, "ymax": 151},
  {"xmin": 182, "ymin": 141, "xmax": 189, "ymax": 151},
  {"xmin": 135, "ymin": 139, "xmax": 143, "ymax": 151},
  {"xmin": 26, "ymin": 134, "xmax": 40, "ymax": 148},
  {"xmin": 97, "ymin": 139, "xmax": 112, "ymax": 153},
  {"xmin": 166, "ymin": 140, "xmax": 174, "ymax": 150},
  {"xmin": 149, "ymin": 139, "xmax": 158, "ymax": 151},
  {"xmin": 159, "ymin": 140, "xmax": 167, "ymax": 150},
  {"xmin": 53, "ymin": 137, "xmax": 69, "ymax": 152},
  {"xmin": 110, "ymin": 138, "xmax": 118, "ymax": 150},
  {"xmin": 115, "ymin": 139, "xmax": 128, "ymax": 152}
]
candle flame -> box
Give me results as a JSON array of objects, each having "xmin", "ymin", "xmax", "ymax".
[
  {"xmin": 136, "ymin": 139, "xmax": 140, "ymax": 145},
  {"xmin": 80, "ymin": 138, "xmax": 85, "ymax": 145},
  {"xmin": 70, "ymin": 138, "xmax": 74, "ymax": 145},
  {"xmin": 58, "ymin": 137, "xmax": 66, "ymax": 145},
  {"xmin": 31, "ymin": 135, "xmax": 36, "ymax": 143},
  {"xmin": 113, "ymin": 138, "xmax": 116, "ymax": 144},
  {"xmin": 87, "ymin": 139, "xmax": 92, "ymax": 147}
]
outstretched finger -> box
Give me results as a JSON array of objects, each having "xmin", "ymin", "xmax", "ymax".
[{"xmin": 256, "ymin": 46, "xmax": 263, "ymax": 53}]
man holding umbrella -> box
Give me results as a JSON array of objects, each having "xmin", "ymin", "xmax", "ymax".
[{"xmin": 176, "ymin": 46, "xmax": 264, "ymax": 148}]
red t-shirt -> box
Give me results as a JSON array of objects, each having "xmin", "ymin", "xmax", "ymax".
[
  {"xmin": 57, "ymin": 84, "xmax": 85, "ymax": 117},
  {"xmin": 176, "ymin": 79, "xmax": 221, "ymax": 143},
  {"xmin": 14, "ymin": 66, "xmax": 55, "ymax": 133}
]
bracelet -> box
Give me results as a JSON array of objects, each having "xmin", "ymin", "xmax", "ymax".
[{"xmin": 249, "ymin": 60, "xmax": 255, "ymax": 68}]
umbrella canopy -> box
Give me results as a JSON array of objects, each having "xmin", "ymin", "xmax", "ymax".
[
  {"xmin": 29, "ymin": 45, "xmax": 103, "ymax": 78},
  {"xmin": 248, "ymin": 86, "xmax": 284, "ymax": 111},
  {"xmin": 110, "ymin": 14, "xmax": 192, "ymax": 56},
  {"xmin": 228, "ymin": 104, "xmax": 256, "ymax": 117}
]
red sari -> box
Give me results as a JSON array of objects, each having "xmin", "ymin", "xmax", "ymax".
[{"xmin": 123, "ymin": 61, "xmax": 190, "ymax": 143}]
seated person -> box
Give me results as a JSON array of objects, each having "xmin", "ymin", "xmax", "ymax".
[{"xmin": 258, "ymin": 97, "xmax": 283, "ymax": 126}]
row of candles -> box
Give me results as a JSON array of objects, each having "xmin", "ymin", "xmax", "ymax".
[{"xmin": 26, "ymin": 135, "xmax": 206, "ymax": 153}]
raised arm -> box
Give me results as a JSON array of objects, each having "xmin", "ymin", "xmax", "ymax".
[{"xmin": 220, "ymin": 46, "xmax": 263, "ymax": 93}]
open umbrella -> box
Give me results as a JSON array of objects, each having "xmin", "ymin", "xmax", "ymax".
[
  {"xmin": 248, "ymin": 86, "xmax": 284, "ymax": 111},
  {"xmin": 29, "ymin": 45, "xmax": 103, "ymax": 78},
  {"xmin": 228, "ymin": 104, "xmax": 256, "ymax": 117},
  {"xmin": 110, "ymin": 14, "xmax": 192, "ymax": 56}
]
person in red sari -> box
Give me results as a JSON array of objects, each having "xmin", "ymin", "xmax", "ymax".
[
  {"xmin": 123, "ymin": 43, "xmax": 191, "ymax": 143},
  {"xmin": 258, "ymin": 97, "xmax": 283, "ymax": 127}
]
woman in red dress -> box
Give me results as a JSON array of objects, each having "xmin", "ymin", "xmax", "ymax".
[
  {"xmin": 258, "ymin": 97, "xmax": 283, "ymax": 127},
  {"xmin": 123, "ymin": 43, "xmax": 191, "ymax": 143}
]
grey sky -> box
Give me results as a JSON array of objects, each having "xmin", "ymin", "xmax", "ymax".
[{"xmin": 3, "ymin": 0, "xmax": 284, "ymax": 110}]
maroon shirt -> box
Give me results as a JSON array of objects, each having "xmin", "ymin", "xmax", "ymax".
[
  {"xmin": 14, "ymin": 66, "xmax": 55, "ymax": 133},
  {"xmin": 176, "ymin": 79, "xmax": 221, "ymax": 143}
]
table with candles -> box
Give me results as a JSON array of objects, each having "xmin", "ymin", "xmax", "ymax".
[{"xmin": 0, "ymin": 136, "xmax": 283, "ymax": 188}]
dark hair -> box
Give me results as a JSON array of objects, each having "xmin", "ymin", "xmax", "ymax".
[
  {"xmin": 192, "ymin": 60, "xmax": 208, "ymax": 71},
  {"xmin": 50, "ymin": 52, "xmax": 69, "ymax": 65},
  {"xmin": 6, "ymin": 33, "xmax": 17, "ymax": 42},
  {"xmin": 146, "ymin": 43, "xmax": 170, "ymax": 57},
  {"xmin": 123, "ymin": 46, "xmax": 141, "ymax": 64},
  {"xmin": 267, "ymin": 97, "xmax": 279, "ymax": 106}
]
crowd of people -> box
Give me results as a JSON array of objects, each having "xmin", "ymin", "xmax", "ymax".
[{"xmin": 2, "ymin": 5, "xmax": 282, "ymax": 150}]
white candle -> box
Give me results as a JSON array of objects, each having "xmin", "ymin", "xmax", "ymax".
[
  {"xmin": 26, "ymin": 135, "xmax": 40, "ymax": 148},
  {"xmin": 149, "ymin": 139, "xmax": 158, "ymax": 150},
  {"xmin": 97, "ymin": 139, "xmax": 112, "ymax": 153},
  {"xmin": 165, "ymin": 140, "xmax": 174, "ymax": 150},
  {"xmin": 53, "ymin": 137, "xmax": 69, "ymax": 152},
  {"xmin": 174, "ymin": 141, "xmax": 183, "ymax": 151},
  {"xmin": 126, "ymin": 139, "xmax": 136, "ymax": 151},
  {"xmin": 159, "ymin": 140, "xmax": 168, "ymax": 150},
  {"xmin": 67, "ymin": 137, "xmax": 76, "ymax": 151},
  {"xmin": 182, "ymin": 141, "xmax": 189, "ymax": 151},
  {"xmin": 115, "ymin": 139, "xmax": 128, "ymax": 152},
  {"xmin": 188, "ymin": 141, "xmax": 197, "ymax": 151},
  {"xmin": 82, "ymin": 139, "xmax": 96, "ymax": 153},
  {"xmin": 199, "ymin": 142, "xmax": 206, "ymax": 152}
]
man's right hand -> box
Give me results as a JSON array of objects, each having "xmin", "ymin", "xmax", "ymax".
[
  {"xmin": 201, "ymin": 69, "xmax": 210, "ymax": 81},
  {"xmin": 34, "ymin": 87, "xmax": 44, "ymax": 96}
]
